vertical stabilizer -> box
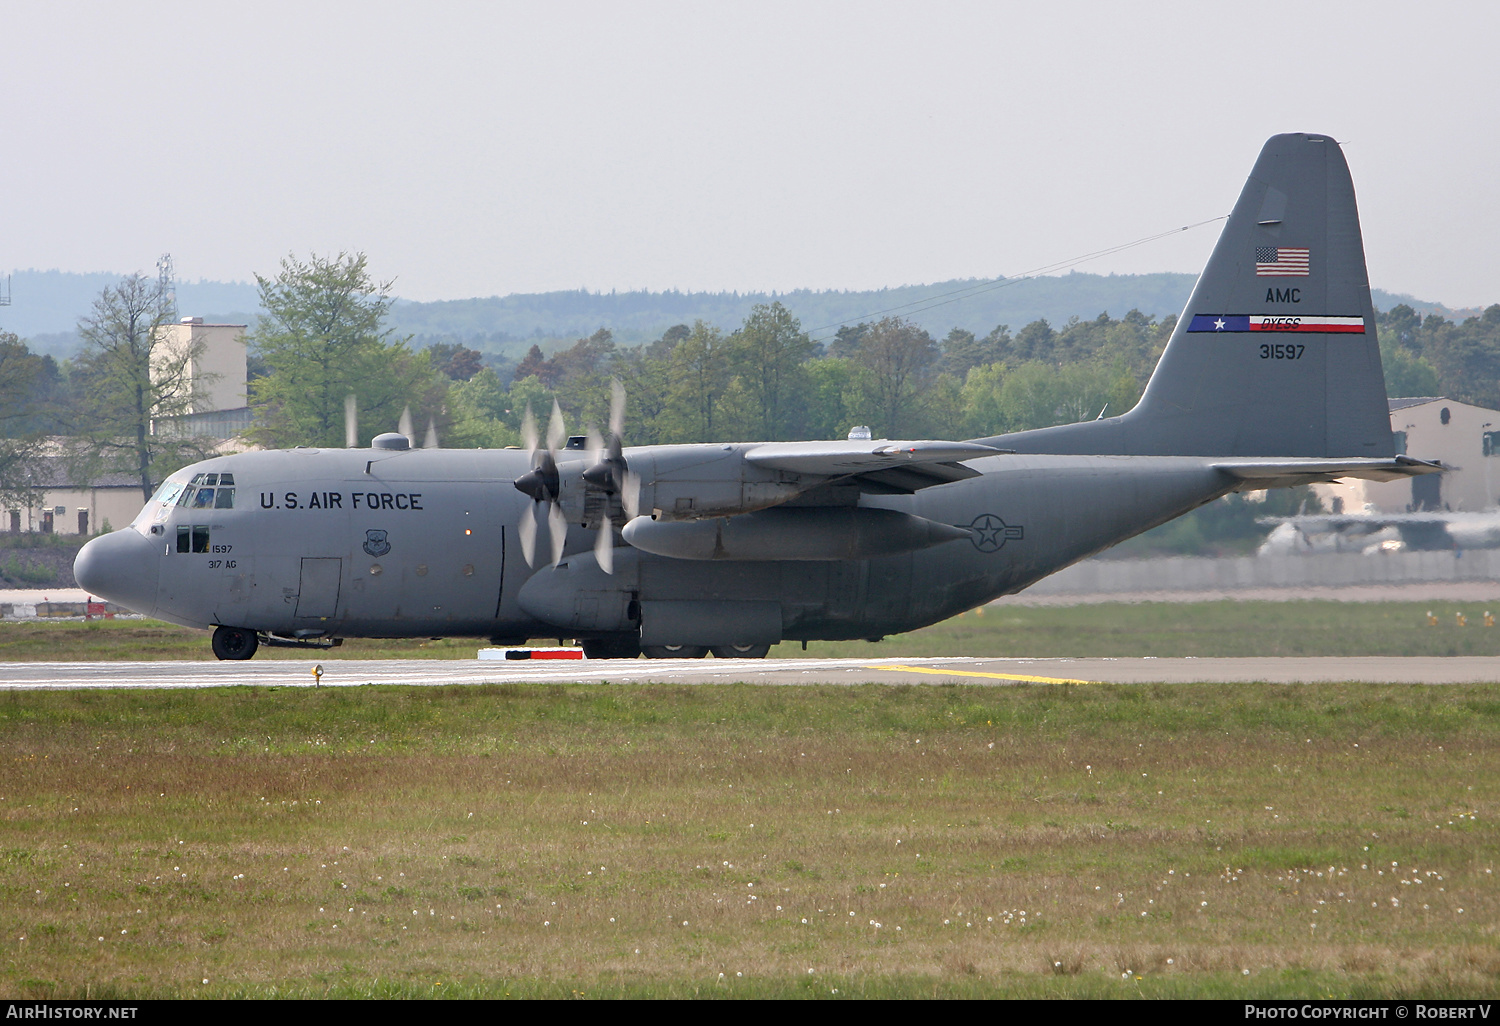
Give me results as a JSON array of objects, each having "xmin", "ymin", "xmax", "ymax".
[{"xmin": 982, "ymin": 133, "xmax": 1393, "ymax": 458}]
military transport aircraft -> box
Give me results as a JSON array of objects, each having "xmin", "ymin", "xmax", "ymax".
[
  {"xmin": 1258, "ymin": 510, "xmax": 1500, "ymax": 556},
  {"xmin": 75, "ymin": 133, "xmax": 1438, "ymax": 660}
]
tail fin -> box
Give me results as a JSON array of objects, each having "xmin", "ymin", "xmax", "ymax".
[{"xmin": 982, "ymin": 133, "xmax": 1393, "ymax": 458}]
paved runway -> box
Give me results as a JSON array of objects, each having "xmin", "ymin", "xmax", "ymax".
[{"xmin": 2, "ymin": 655, "xmax": 1497, "ymax": 688}]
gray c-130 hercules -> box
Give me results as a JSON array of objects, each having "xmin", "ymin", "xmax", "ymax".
[{"xmin": 75, "ymin": 133, "xmax": 1438, "ymax": 660}]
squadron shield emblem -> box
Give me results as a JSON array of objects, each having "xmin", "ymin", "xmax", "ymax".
[{"xmin": 363, "ymin": 529, "xmax": 391, "ymax": 557}]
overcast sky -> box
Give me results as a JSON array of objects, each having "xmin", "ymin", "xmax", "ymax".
[{"xmin": 3, "ymin": 1, "xmax": 1497, "ymax": 307}]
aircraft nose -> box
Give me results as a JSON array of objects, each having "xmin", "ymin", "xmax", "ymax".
[{"xmin": 74, "ymin": 529, "xmax": 160, "ymax": 615}]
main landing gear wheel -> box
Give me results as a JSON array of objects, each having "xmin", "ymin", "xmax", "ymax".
[
  {"xmin": 709, "ymin": 643, "xmax": 771, "ymax": 659},
  {"xmin": 641, "ymin": 644, "xmax": 709, "ymax": 659},
  {"xmin": 211, "ymin": 626, "xmax": 259, "ymax": 661},
  {"xmin": 580, "ymin": 636, "xmax": 643, "ymax": 660}
]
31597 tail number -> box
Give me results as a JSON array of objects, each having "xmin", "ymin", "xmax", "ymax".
[{"xmin": 1260, "ymin": 343, "xmax": 1305, "ymax": 360}]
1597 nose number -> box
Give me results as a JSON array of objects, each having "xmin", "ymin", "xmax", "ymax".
[{"xmin": 1260, "ymin": 343, "xmax": 1305, "ymax": 360}]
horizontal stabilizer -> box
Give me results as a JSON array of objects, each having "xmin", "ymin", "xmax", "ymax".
[{"xmin": 1214, "ymin": 455, "xmax": 1441, "ymax": 490}]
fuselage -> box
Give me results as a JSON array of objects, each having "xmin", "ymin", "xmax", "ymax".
[{"xmin": 75, "ymin": 443, "xmax": 1236, "ymax": 645}]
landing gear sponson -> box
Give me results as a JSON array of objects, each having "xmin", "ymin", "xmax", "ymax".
[{"xmin": 209, "ymin": 627, "xmax": 769, "ymax": 661}]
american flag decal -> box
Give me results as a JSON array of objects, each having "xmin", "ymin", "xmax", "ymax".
[{"xmin": 1255, "ymin": 246, "xmax": 1310, "ymax": 276}]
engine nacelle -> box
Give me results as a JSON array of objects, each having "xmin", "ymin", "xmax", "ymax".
[
  {"xmin": 629, "ymin": 446, "xmax": 804, "ymax": 521},
  {"xmin": 621, "ymin": 506, "xmax": 971, "ymax": 561},
  {"xmin": 517, "ymin": 547, "xmax": 640, "ymax": 633}
]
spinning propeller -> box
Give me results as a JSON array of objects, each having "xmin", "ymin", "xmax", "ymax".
[
  {"xmin": 345, "ymin": 397, "xmax": 439, "ymax": 448},
  {"xmin": 580, "ymin": 379, "xmax": 640, "ymax": 574},
  {"xmin": 514, "ymin": 400, "xmax": 570, "ymax": 568},
  {"xmin": 512, "ymin": 382, "xmax": 640, "ymax": 574}
]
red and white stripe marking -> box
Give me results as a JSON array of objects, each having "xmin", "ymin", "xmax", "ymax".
[{"xmin": 1250, "ymin": 315, "xmax": 1364, "ymax": 333}]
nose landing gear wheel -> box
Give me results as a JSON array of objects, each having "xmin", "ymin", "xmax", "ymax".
[
  {"xmin": 211, "ymin": 626, "xmax": 260, "ymax": 661},
  {"xmin": 642, "ymin": 644, "xmax": 709, "ymax": 659},
  {"xmin": 709, "ymin": 643, "xmax": 771, "ymax": 659}
]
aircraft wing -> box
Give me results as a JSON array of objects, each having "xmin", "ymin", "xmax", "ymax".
[
  {"xmin": 743, "ymin": 439, "xmax": 1008, "ymax": 494},
  {"xmin": 1264, "ymin": 512, "xmax": 1465, "ymax": 528},
  {"xmin": 1213, "ymin": 455, "xmax": 1442, "ymax": 490}
]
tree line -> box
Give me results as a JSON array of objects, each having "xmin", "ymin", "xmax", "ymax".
[
  {"xmin": 442, "ymin": 295, "xmax": 1176, "ymax": 451},
  {"xmin": 6, "ymin": 251, "xmax": 1500, "ymax": 518},
  {"xmin": 1376, "ymin": 303, "xmax": 1500, "ymax": 408}
]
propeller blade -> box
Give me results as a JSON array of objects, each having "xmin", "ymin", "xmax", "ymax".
[
  {"xmin": 521, "ymin": 403, "xmax": 538, "ymax": 455},
  {"xmin": 398, "ymin": 406, "xmax": 414, "ymax": 440},
  {"xmin": 586, "ymin": 424, "xmax": 605, "ymax": 462},
  {"xmin": 546, "ymin": 400, "xmax": 566, "ymax": 454},
  {"xmin": 518, "ymin": 502, "xmax": 537, "ymax": 567},
  {"xmin": 594, "ymin": 520, "xmax": 614, "ymax": 575},
  {"xmin": 609, "ymin": 378, "xmax": 626, "ymax": 439},
  {"xmin": 345, "ymin": 394, "xmax": 358, "ymax": 448},
  {"xmin": 424, "ymin": 417, "xmax": 439, "ymax": 449},
  {"xmin": 621, "ymin": 469, "xmax": 641, "ymax": 519},
  {"xmin": 548, "ymin": 501, "xmax": 568, "ymax": 567}
]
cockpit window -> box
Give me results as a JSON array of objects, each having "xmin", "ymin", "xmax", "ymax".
[
  {"xmin": 176, "ymin": 472, "xmax": 235, "ymax": 510},
  {"xmin": 135, "ymin": 477, "xmax": 190, "ymax": 532},
  {"xmin": 152, "ymin": 481, "xmax": 186, "ymax": 508}
]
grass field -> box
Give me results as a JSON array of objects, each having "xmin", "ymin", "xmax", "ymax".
[
  {"xmin": 4, "ymin": 600, "xmax": 1500, "ymax": 661},
  {"xmin": 1, "ymin": 682, "xmax": 1497, "ymax": 998}
]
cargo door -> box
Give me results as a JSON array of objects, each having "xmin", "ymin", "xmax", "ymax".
[{"xmin": 295, "ymin": 557, "xmax": 343, "ymax": 619}]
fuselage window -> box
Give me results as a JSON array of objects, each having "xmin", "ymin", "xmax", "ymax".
[
  {"xmin": 176, "ymin": 525, "xmax": 212, "ymax": 554},
  {"xmin": 191, "ymin": 488, "xmax": 215, "ymax": 509},
  {"xmin": 214, "ymin": 488, "xmax": 235, "ymax": 509}
]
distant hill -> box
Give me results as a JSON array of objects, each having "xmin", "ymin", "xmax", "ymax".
[
  {"xmin": 1, "ymin": 266, "xmax": 1478, "ymax": 360},
  {"xmin": 383, "ymin": 273, "xmax": 1202, "ymax": 357},
  {"xmin": 0, "ymin": 270, "xmax": 262, "ymax": 357}
]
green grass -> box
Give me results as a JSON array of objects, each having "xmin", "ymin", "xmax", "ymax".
[
  {"xmin": 1, "ymin": 682, "xmax": 1497, "ymax": 998},
  {"xmin": 5, "ymin": 600, "xmax": 1500, "ymax": 660},
  {"xmin": 1, "ymin": 555, "xmax": 57, "ymax": 585},
  {"xmin": 773, "ymin": 600, "xmax": 1500, "ymax": 659},
  {"xmin": 0, "ymin": 533, "xmax": 83, "ymax": 551},
  {"xmin": 0, "ymin": 621, "xmax": 483, "ymax": 661}
]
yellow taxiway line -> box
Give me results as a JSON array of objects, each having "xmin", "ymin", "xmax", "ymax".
[{"xmin": 867, "ymin": 664, "xmax": 1100, "ymax": 685}]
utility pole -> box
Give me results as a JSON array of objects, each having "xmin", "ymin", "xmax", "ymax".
[
  {"xmin": 156, "ymin": 254, "xmax": 177, "ymax": 321},
  {"xmin": 1484, "ymin": 422, "xmax": 1493, "ymax": 509}
]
